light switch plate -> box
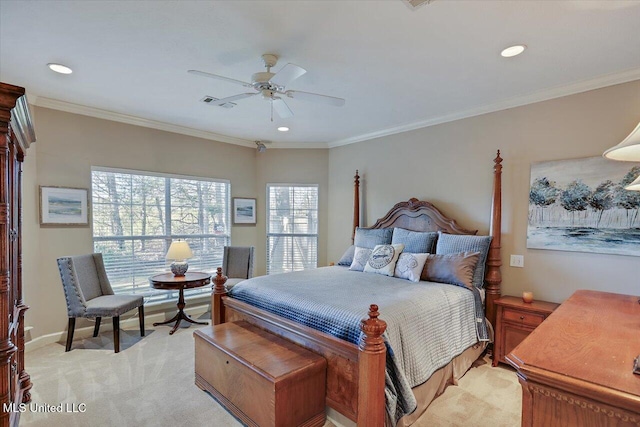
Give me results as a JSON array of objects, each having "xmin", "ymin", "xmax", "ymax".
[{"xmin": 510, "ymin": 255, "xmax": 524, "ymax": 268}]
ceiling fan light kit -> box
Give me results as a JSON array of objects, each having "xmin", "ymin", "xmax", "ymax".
[{"xmin": 189, "ymin": 53, "xmax": 345, "ymax": 121}]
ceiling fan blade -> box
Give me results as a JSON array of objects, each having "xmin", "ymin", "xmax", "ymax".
[
  {"xmin": 188, "ymin": 70, "xmax": 253, "ymax": 88},
  {"xmin": 207, "ymin": 93, "xmax": 258, "ymax": 106},
  {"xmin": 285, "ymin": 90, "xmax": 345, "ymax": 107},
  {"xmin": 269, "ymin": 63, "xmax": 307, "ymax": 88},
  {"xmin": 272, "ymin": 97, "xmax": 294, "ymax": 118}
]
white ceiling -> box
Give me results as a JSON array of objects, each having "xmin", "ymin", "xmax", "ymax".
[{"xmin": 1, "ymin": 1, "xmax": 640, "ymax": 148}]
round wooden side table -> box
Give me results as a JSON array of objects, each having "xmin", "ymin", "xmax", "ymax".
[{"xmin": 149, "ymin": 272, "xmax": 211, "ymax": 335}]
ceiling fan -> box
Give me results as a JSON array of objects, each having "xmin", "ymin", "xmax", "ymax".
[{"xmin": 188, "ymin": 54, "xmax": 345, "ymax": 120}]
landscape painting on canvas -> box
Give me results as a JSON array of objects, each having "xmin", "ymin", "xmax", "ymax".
[{"xmin": 527, "ymin": 156, "xmax": 640, "ymax": 257}]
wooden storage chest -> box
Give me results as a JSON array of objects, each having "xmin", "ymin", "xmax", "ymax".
[{"xmin": 194, "ymin": 320, "xmax": 327, "ymax": 427}]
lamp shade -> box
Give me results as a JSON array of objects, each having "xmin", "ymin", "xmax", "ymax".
[
  {"xmin": 603, "ymin": 121, "xmax": 640, "ymax": 161},
  {"xmin": 166, "ymin": 241, "xmax": 193, "ymax": 260}
]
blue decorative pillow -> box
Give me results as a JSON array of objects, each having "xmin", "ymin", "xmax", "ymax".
[
  {"xmin": 391, "ymin": 228, "xmax": 438, "ymax": 253},
  {"xmin": 435, "ymin": 232, "xmax": 492, "ymax": 289},
  {"xmin": 337, "ymin": 245, "xmax": 355, "ymax": 266},
  {"xmin": 354, "ymin": 227, "xmax": 393, "ymax": 249}
]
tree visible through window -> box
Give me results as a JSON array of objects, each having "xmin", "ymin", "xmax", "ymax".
[
  {"xmin": 267, "ymin": 184, "xmax": 318, "ymax": 275},
  {"xmin": 92, "ymin": 168, "xmax": 230, "ymax": 302}
]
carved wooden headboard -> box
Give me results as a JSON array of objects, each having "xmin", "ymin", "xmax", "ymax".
[
  {"xmin": 368, "ymin": 198, "xmax": 478, "ymax": 236},
  {"xmin": 350, "ymin": 151, "xmax": 503, "ymax": 329}
]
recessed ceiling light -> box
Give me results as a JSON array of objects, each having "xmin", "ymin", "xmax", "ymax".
[
  {"xmin": 47, "ymin": 63, "xmax": 73, "ymax": 74},
  {"xmin": 277, "ymin": 126, "xmax": 289, "ymax": 132},
  {"xmin": 500, "ymin": 45, "xmax": 526, "ymax": 58}
]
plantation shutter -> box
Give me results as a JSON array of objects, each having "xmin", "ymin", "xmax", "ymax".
[{"xmin": 266, "ymin": 184, "xmax": 319, "ymax": 275}]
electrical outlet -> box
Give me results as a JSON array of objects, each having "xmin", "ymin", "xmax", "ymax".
[{"xmin": 510, "ymin": 255, "xmax": 524, "ymax": 268}]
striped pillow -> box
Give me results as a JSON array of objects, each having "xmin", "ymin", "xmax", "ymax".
[
  {"xmin": 354, "ymin": 227, "xmax": 393, "ymax": 249},
  {"xmin": 391, "ymin": 228, "xmax": 438, "ymax": 253}
]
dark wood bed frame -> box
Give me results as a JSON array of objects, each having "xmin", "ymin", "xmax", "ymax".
[{"xmin": 211, "ymin": 151, "xmax": 503, "ymax": 427}]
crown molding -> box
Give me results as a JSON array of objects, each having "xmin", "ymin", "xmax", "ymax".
[
  {"xmin": 328, "ymin": 67, "xmax": 640, "ymax": 148},
  {"xmin": 31, "ymin": 96, "xmax": 258, "ymax": 148},
  {"xmin": 29, "ymin": 67, "xmax": 640, "ymax": 151},
  {"xmin": 268, "ymin": 141, "xmax": 328, "ymax": 149}
]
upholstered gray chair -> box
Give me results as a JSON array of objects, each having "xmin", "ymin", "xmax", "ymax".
[
  {"xmin": 222, "ymin": 246, "xmax": 254, "ymax": 290},
  {"xmin": 57, "ymin": 254, "xmax": 145, "ymax": 353}
]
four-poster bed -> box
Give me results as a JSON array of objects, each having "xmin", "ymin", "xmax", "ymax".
[{"xmin": 206, "ymin": 151, "xmax": 503, "ymax": 426}]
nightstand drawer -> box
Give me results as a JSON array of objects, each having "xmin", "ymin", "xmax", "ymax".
[
  {"xmin": 493, "ymin": 296, "xmax": 560, "ymax": 367},
  {"xmin": 503, "ymin": 308, "xmax": 544, "ymax": 327}
]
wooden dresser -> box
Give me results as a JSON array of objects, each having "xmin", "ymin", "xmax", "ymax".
[
  {"xmin": 493, "ymin": 296, "xmax": 559, "ymax": 367},
  {"xmin": 507, "ymin": 290, "xmax": 640, "ymax": 427},
  {"xmin": 0, "ymin": 83, "xmax": 35, "ymax": 427}
]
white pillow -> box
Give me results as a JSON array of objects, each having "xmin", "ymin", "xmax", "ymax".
[
  {"xmin": 349, "ymin": 246, "xmax": 372, "ymax": 272},
  {"xmin": 364, "ymin": 244, "xmax": 404, "ymax": 277},
  {"xmin": 394, "ymin": 252, "xmax": 429, "ymax": 283}
]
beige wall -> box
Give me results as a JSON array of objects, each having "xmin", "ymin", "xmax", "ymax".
[
  {"xmin": 255, "ymin": 148, "xmax": 329, "ymax": 276},
  {"xmin": 328, "ymin": 80, "xmax": 640, "ymax": 304},
  {"xmin": 23, "ymin": 80, "xmax": 640, "ymax": 339},
  {"xmin": 23, "ymin": 107, "xmax": 327, "ymax": 340}
]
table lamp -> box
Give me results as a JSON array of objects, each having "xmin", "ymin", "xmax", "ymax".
[
  {"xmin": 166, "ymin": 240, "xmax": 193, "ymax": 277},
  {"xmin": 603, "ymin": 120, "xmax": 640, "ymax": 374}
]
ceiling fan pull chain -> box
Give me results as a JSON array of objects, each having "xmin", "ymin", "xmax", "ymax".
[{"xmin": 271, "ymin": 100, "xmax": 274, "ymax": 122}]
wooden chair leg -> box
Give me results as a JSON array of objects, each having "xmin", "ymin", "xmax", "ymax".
[
  {"xmin": 65, "ymin": 318, "xmax": 76, "ymax": 352},
  {"xmin": 139, "ymin": 306, "xmax": 145, "ymax": 337},
  {"xmin": 112, "ymin": 316, "xmax": 120, "ymax": 353},
  {"xmin": 93, "ymin": 317, "xmax": 101, "ymax": 337}
]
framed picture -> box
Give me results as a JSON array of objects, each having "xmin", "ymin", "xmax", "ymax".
[
  {"xmin": 233, "ymin": 198, "xmax": 256, "ymax": 225},
  {"xmin": 527, "ymin": 156, "xmax": 640, "ymax": 256},
  {"xmin": 40, "ymin": 186, "xmax": 89, "ymax": 227}
]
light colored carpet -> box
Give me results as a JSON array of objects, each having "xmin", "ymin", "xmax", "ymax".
[
  {"xmin": 415, "ymin": 357, "xmax": 521, "ymax": 427},
  {"xmin": 21, "ymin": 321, "xmax": 521, "ymax": 427}
]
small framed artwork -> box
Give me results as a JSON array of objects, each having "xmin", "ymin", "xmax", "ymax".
[
  {"xmin": 233, "ymin": 198, "xmax": 256, "ymax": 225},
  {"xmin": 40, "ymin": 186, "xmax": 89, "ymax": 227}
]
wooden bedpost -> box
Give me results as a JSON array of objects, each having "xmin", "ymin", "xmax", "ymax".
[
  {"xmin": 211, "ymin": 267, "xmax": 227, "ymax": 325},
  {"xmin": 352, "ymin": 170, "xmax": 360, "ymax": 243},
  {"xmin": 357, "ymin": 304, "xmax": 387, "ymax": 427},
  {"xmin": 485, "ymin": 150, "xmax": 503, "ymax": 331}
]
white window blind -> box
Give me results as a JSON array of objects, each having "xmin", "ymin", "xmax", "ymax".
[
  {"xmin": 91, "ymin": 168, "xmax": 230, "ymax": 302},
  {"xmin": 267, "ymin": 184, "xmax": 318, "ymax": 275}
]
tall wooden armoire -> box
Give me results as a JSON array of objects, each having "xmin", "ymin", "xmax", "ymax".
[{"xmin": 0, "ymin": 83, "xmax": 35, "ymax": 426}]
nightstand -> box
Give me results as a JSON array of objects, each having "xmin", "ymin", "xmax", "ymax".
[{"xmin": 492, "ymin": 296, "xmax": 559, "ymax": 367}]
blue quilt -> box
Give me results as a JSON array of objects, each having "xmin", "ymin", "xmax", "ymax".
[{"xmin": 230, "ymin": 266, "xmax": 488, "ymax": 424}]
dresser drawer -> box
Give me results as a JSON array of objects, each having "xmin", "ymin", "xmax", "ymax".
[{"xmin": 503, "ymin": 308, "xmax": 544, "ymax": 327}]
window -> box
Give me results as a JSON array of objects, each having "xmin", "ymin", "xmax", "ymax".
[
  {"xmin": 91, "ymin": 167, "xmax": 230, "ymax": 302},
  {"xmin": 267, "ymin": 184, "xmax": 318, "ymax": 275}
]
